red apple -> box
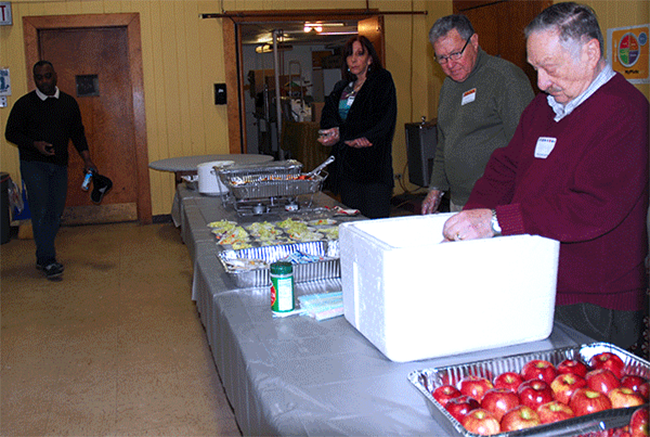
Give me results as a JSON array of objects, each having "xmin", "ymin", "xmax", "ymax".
[
  {"xmin": 639, "ymin": 382, "xmax": 650, "ymax": 401},
  {"xmin": 629, "ymin": 406, "xmax": 649, "ymax": 437},
  {"xmin": 621, "ymin": 375, "xmax": 650, "ymax": 398},
  {"xmin": 518, "ymin": 379, "xmax": 554, "ymax": 410},
  {"xmin": 432, "ymin": 384, "xmax": 462, "ymax": 407},
  {"xmin": 613, "ymin": 428, "xmax": 633, "ymax": 437},
  {"xmin": 521, "ymin": 359, "xmax": 558, "ymax": 384},
  {"xmin": 587, "ymin": 368, "xmax": 622, "ymax": 395},
  {"xmin": 500, "ymin": 405, "xmax": 541, "ymax": 431},
  {"xmin": 570, "ymin": 388, "xmax": 613, "ymax": 416},
  {"xmin": 557, "ymin": 358, "xmax": 590, "ymax": 378},
  {"xmin": 537, "ymin": 400, "xmax": 576, "ymax": 424},
  {"xmin": 445, "ymin": 395, "xmax": 480, "ymax": 423},
  {"xmin": 590, "ymin": 352, "xmax": 626, "ymax": 380},
  {"xmin": 459, "ymin": 375, "xmax": 494, "ymax": 402},
  {"xmin": 481, "ymin": 388, "xmax": 520, "ymax": 421},
  {"xmin": 551, "ymin": 373, "xmax": 588, "ymax": 405},
  {"xmin": 494, "ymin": 371, "xmax": 524, "ymax": 393},
  {"xmin": 462, "ymin": 408, "xmax": 501, "ymax": 435},
  {"xmin": 608, "ymin": 387, "xmax": 645, "ymax": 409}
]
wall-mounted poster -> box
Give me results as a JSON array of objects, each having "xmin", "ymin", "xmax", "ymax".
[
  {"xmin": 0, "ymin": 68, "xmax": 10, "ymax": 96},
  {"xmin": 607, "ymin": 24, "xmax": 649, "ymax": 84}
]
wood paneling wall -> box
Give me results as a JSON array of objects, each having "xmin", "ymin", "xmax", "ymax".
[{"xmin": 1, "ymin": 0, "xmax": 648, "ymax": 216}]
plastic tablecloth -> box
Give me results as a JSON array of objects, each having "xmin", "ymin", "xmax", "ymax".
[{"xmin": 175, "ymin": 185, "xmax": 595, "ymax": 436}]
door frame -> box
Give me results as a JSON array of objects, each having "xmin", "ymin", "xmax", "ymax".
[
  {"xmin": 222, "ymin": 9, "xmax": 384, "ymax": 155},
  {"xmin": 23, "ymin": 13, "xmax": 152, "ymax": 224}
]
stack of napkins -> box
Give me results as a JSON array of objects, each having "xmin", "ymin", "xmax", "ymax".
[{"xmin": 299, "ymin": 292, "xmax": 343, "ymax": 321}]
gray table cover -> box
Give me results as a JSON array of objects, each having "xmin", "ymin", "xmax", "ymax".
[{"xmin": 176, "ymin": 185, "xmax": 595, "ymax": 436}]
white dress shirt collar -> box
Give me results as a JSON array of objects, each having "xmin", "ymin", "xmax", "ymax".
[
  {"xmin": 547, "ymin": 63, "xmax": 615, "ymax": 122},
  {"xmin": 36, "ymin": 86, "xmax": 60, "ymax": 101}
]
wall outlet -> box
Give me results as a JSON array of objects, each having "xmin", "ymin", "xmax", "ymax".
[{"xmin": 394, "ymin": 174, "xmax": 402, "ymax": 180}]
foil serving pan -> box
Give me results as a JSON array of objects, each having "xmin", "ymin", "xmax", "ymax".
[
  {"xmin": 224, "ymin": 172, "xmax": 327, "ymax": 200},
  {"xmin": 217, "ymin": 159, "xmax": 303, "ymax": 182},
  {"xmin": 408, "ymin": 342, "xmax": 649, "ymax": 437},
  {"xmin": 218, "ymin": 240, "xmax": 340, "ymax": 288}
]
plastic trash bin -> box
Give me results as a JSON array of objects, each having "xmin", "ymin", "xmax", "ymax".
[{"xmin": 1, "ymin": 172, "xmax": 10, "ymax": 244}]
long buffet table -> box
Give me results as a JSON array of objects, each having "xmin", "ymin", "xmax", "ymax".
[{"xmin": 175, "ymin": 184, "xmax": 595, "ymax": 436}]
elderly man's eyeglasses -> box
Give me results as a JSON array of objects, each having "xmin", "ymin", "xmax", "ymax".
[{"xmin": 435, "ymin": 35, "xmax": 473, "ymax": 64}]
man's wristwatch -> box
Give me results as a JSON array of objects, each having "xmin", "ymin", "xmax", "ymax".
[{"xmin": 491, "ymin": 209, "xmax": 502, "ymax": 236}]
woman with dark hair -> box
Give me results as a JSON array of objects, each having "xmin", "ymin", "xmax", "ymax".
[{"xmin": 318, "ymin": 35, "xmax": 397, "ymax": 219}]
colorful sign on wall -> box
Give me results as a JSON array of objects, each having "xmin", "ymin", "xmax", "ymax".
[{"xmin": 607, "ymin": 24, "xmax": 650, "ymax": 84}]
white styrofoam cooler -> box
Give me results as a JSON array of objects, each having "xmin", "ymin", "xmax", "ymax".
[{"xmin": 339, "ymin": 213, "xmax": 560, "ymax": 362}]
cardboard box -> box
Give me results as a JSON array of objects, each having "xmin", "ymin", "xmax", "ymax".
[{"xmin": 339, "ymin": 213, "xmax": 560, "ymax": 362}]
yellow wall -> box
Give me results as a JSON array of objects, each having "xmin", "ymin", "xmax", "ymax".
[{"xmin": 1, "ymin": 0, "xmax": 648, "ymax": 216}]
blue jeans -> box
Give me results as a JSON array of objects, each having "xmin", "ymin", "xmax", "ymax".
[{"xmin": 20, "ymin": 160, "xmax": 68, "ymax": 265}]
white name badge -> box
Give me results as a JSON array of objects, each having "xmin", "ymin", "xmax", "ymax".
[
  {"xmin": 534, "ymin": 137, "xmax": 557, "ymax": 159},
  {"xmin": 462, "ymin": 88, "xmax": 476, "ymax": 105},
  {"xmin": 347, "ymin": 95, "xmax": 355, "ymax": 106}
]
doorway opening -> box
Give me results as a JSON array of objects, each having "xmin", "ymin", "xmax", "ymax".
[
  {"xmin": 240, "ymin": 20, "xmax": 358, "ymax": 158},
  {"xmin": 220, "ymin": 11, "xmax": 385, "ymax": 157}
]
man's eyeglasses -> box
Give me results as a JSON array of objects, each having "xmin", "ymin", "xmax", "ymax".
[{"xmin": 435, "ymin": 35, "xmax": 473, "ymax": 64}]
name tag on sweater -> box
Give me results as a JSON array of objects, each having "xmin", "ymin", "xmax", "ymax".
[
  {"xmin": 534, "ymin": 137, "xmax": 556, "ymax": 158},
  {"xmin": 461, "ymin": 88, "xmax": 476, "ymax": 105}
]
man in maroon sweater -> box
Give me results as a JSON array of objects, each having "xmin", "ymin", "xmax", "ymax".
[{"xmin": 442, "ymin": 2, "xmax": 649, "ymax": 350}]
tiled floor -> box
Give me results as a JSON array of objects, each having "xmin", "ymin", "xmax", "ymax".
[{"xmin": 1, "ymin": 222, "xmax": 241, "ymax": 436}]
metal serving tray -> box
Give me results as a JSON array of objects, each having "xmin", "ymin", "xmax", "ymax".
[
  {"xmin": 409, "ymin": 342, "xmax": 649, "ymax": 437},
  {"xmin": 218, "ymin": 240, "xmax": 340, "ymax": 288},
  {"xmin": 223, "ymin": 172, "xmax": 328, "ymax": 200},
  {"xmin": 217, "ymin": 159, "xmax": 303, "ymax": 182}
]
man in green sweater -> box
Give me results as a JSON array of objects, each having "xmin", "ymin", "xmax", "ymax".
[{"xmin": 421, "ymin": 14, "xmax": 534, "ymax": 213}]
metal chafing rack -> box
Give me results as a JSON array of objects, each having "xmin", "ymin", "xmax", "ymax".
[{"xmin": 217, "ymin": 157, "xmax": 333, "ymax": 216}]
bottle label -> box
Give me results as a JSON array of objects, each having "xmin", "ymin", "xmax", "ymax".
[
  {"xmin": 81, "ymin": 172, "xmax": 92, "ymax": 191},
  {"xmin": 271, "ymin": 275, "xmax": 294, "ymax": 312}
]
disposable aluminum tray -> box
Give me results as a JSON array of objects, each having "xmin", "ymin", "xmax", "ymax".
[
  {"xmin": 217, "ymin": 159, "xmax": 303, "ymax": 182},
  {"xmin": 223, "ymin": 172, "xmax": 328, "ymax": 200},
  {"xmin": 218, "ymin": 240, "xmax": 340, "ymax": 288},
  {"xmin": 408, "ymin": 342, "xmax": 649, "ymax": 437}
]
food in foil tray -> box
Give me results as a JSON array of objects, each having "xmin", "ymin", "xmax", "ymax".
[
  {"xmin": 208, "ymin": 218, "xmax": 340, "ymax": 247},
  {"xmin": 276, "ymin": 218, "xmax": 308, "ymax": 231},
  {"xmin": 287, "ymin": 229, "xmax": 323, "ymax": 242},
  {"xmin": 210, "ymin": 223, "xmax": 252, "ymax": 249},
  {"xmin": 228, "ymin": 174, "xmax": 315, "ymax": 186},
  {"xmin": 308, "ymin": 218, "xmax": 337, "ymax": 226},
  {"xmin": 410, "ymin": 343, "xmax": 649, "ymax": 436},
  {"xmin": 245, "ymin": 221, "xmax": 282, "ymax": 238},
  {"xmin": 318, "ymin": 226, "xmax": 339, "ymax": 240},
  {"xmin": 207, "ymin": 220, "xmax": 237, "ymax": 233}
]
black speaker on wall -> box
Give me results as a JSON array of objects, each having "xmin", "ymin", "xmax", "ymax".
[{"xmin": 214, "ymin": 83, "xmax": 227, "ymax": 105}]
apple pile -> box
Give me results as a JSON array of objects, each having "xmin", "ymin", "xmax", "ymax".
[{"xmin": 430, "ymin": 352, "xmax": 649, "ymax": 436}]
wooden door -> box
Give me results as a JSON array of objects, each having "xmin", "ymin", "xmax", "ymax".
[
  {"xmin": 23, "ymin": 13, "xmax": 152, "ymax": 225},
  {"xmin": 454, "ymin": 0, "xmax": 552, "ymax": 93},
  {"xmin": 39, "ymin": 27, "xmax": 137, "ymax": 224}
]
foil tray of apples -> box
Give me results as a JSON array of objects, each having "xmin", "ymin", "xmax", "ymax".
[{"xmin": 408, "ymin": 342, "xmax": 649, "ymax": 437}]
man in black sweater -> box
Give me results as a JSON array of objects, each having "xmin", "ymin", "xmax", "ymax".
[{"xmin": 5, "ymin": 61, "xmax": 97, "ymax": 280}]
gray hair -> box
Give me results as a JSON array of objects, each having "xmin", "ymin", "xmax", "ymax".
[
  {"xmin": 525, "ymin": 2, "xmax": 604, "ymax": 59},
  {"xmin": 429, "ymin": 14, "xmax": 475, "ymax": 46}
]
